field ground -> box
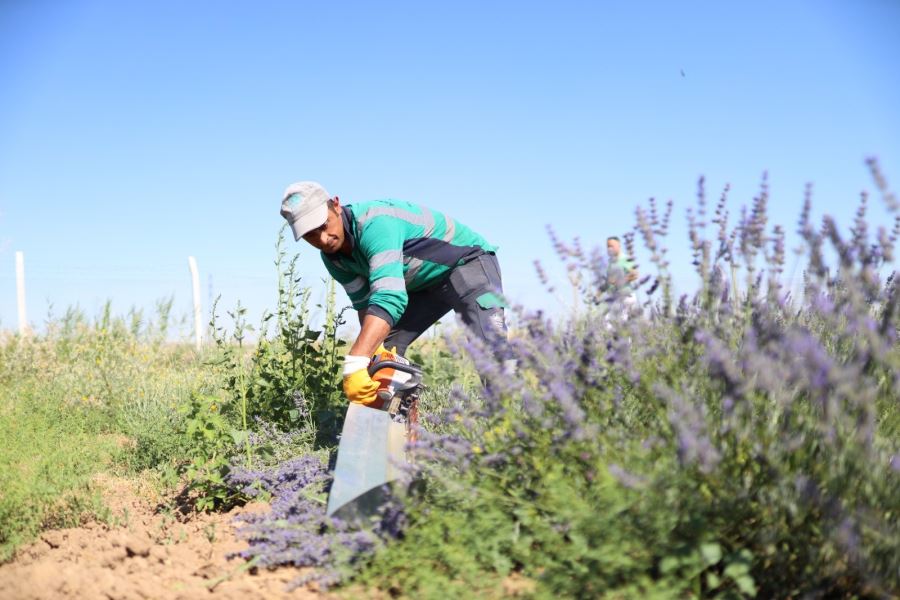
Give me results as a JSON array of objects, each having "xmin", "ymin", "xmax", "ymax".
[{"xmin": 0, "ymin": 474, "xmax": 324, "ymax": 600}]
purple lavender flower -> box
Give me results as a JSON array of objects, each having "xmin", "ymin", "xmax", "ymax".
[
  {"xmin": 608, "ymin": 464, "xmax": 646, "ymax": 489},
  {"xmin": 656, "ymin": 383, "xmax": 721, "ymax": 473},
  {"xmin": 225, "ymin": 454, "xmax": 401, "ymax": 590}
]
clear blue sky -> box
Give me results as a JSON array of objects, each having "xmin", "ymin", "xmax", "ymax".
[{"xmin": 1, "ymin": 0, "xmax": 898, "ymax": 337}]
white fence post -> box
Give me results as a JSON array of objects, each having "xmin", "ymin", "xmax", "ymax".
[
  {"xmin": 188, "ymin": 256, "xmax": 202, "ymax": 350},
  {"xmin": 15, "ymin": 251, "xmax": 28, "ymax": 336}
]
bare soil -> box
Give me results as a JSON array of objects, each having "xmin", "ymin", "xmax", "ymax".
[{"xmin": 0, "ymin": 474, "xmax": 327, "ymax": 600}]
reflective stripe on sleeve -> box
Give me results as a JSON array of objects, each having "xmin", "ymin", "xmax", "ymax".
[
  {"xmin": 343, "ymin": 276, "xmax": 367, "ymax": 294},
  {"xmin": 369, "ymin": 249, "xmax": 403, "ymax": 270},
  {"xmin": 371, "ymin": 277, "xmax": 406, "ymax": 292}
]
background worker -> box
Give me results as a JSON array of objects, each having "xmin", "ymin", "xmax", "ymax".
[
  {"xmin": 280, "ymin": 181, "xmax": 508, "ymax": 406},
  {"xmin": 603, "ymin": 236, "xmax": 639, "ymax": 327}
]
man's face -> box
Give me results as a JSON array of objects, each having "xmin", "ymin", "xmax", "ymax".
[
  {"xmin": 302, "ymin": 200, "xmax": 345, "ymax": 253},
  {"xmin": 607, "ymin": 238, "xmax": 621, "ymax": 259}
]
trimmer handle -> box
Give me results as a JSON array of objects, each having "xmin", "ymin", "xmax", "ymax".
[{"xmin": 367, "ymin": 360, "xmax": 424, "ymax": 380}]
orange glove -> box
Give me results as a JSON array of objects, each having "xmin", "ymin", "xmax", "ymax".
[{"xmin": 342, "ymin": 355, "xmax": 380, "ymax": 406}]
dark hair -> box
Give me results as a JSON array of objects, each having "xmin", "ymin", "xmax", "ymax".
[{"xmin": 607, "ymin": 236, "xmax": 620, "ymax": 243}]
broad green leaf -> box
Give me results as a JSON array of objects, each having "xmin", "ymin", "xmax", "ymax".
[
  {"xmin": 700, "ymin": 542, "xmax": 722, "ymax": 565},
  {"xmin": 735, "ymin": 575, "xmax": 757, "ymax": 596},
  {"xmin": 660, "ymin": 556, "xmax": 680, "ymax": 574},
  {"xmin": 230, "ymin": 429, "xmax": 248, "ymax": 445},
  {"xmin": 724, "ymin": 562, "xmax": 750, "ymax": 578}
]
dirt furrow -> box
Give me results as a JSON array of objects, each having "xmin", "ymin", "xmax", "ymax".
[{"xmin": 0, "ymin": 475, "xmax": 324, "ymax": 600}]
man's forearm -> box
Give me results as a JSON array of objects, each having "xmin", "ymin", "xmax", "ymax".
[{"xmin": 349, "ymin": 312, "xmax": 391, "ymax": 357}]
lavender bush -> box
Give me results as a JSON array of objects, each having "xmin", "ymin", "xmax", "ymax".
[
  {"xmin": 226, "ymin": 453, "xmax": 400, "ymax": 590},
  {"xmin": 354, "ymin": 163, "xmax": 899, "ymax": 598}
]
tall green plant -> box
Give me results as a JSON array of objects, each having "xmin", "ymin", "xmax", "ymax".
[{"xmin": 207, "ymin": 227, "xmax": 350, "ymax": 460}]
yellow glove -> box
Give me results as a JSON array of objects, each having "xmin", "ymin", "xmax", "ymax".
[
  {"xmin": 342, "ymin": 355, "xmax": 380, "ymax": 406},
  {"xmin": 373, "ymin": 344, "xmax": 399, "ymax": 358}
]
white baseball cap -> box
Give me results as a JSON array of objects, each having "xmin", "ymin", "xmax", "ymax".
[{"xmin": 280, "ymin": 181, "xmax": 331, "ymax": 240}]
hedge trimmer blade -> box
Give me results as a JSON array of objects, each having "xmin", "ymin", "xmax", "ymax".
[
  {"xmin": 326, "ymin": 355, "xmax": 423, "ymax": 522},
  {"xmin": 326, "ymin": 402, "xmax": 407, "ymax": 521}
]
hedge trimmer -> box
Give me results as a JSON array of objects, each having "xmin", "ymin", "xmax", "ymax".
[{"xmin": 326, "ymin": 350, "xmax": 424, "ymax": 520}]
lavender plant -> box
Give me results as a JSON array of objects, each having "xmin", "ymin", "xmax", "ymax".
[
  {"xmin": 354, "ymin": 163, "xmax": 899, "ymax": 598},
  {"xmin": 226, "ymin": 454, "xmax": 395, "ymax": 590}
]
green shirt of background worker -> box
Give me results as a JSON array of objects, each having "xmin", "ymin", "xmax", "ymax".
[
  {"xmin": 279, "ymin": 181, "xmax": 509, "ymax": 407},
  {"xmin": 604, "ymin": 236, "xmax": 638, "ymax": 296}
]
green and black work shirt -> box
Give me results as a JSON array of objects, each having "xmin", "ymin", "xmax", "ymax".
[{"xmin": 321, "ymin": 199, "xmax": 496, "ymax": 326}]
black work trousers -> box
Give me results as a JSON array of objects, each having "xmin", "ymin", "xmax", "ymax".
[{"xmin": 384, "ymin": 253, "xmax": 508, "ymax": 356}]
